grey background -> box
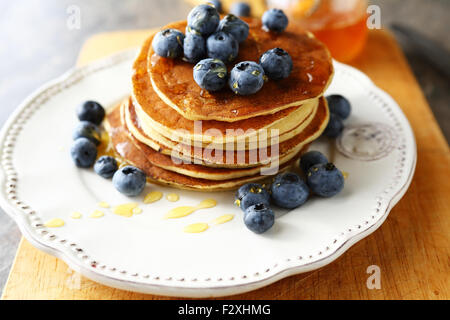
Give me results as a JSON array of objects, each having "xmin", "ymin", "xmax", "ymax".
[{"xmin": 0, "ymin": 0, "xmax": 449, "ymax": 296}]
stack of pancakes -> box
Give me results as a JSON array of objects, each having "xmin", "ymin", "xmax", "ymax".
[{"xmin": 105, "ymin": 18, "xmax": 333, "ymax": 191}]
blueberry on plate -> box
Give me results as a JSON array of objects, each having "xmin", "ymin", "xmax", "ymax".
[
  {"xmin": 323, "ymin": 112, "xmax": 344, "ymax": 138},
  {"xmin": 230, "ymin": 2, "xmax": 251, "ymax": 17},
  {"xmin": 262, "ymin": 8, "xmax": 289, "ymax": 33},
  {"xmin": 112, "ymin": 165, "xmax": 147, "ymax": 197},
  {"xmin": 152, "ymin": 28, "xmax": 185, "ymax": 58},
  {"xmin": 70, "ymin": 137, "xmax": 97, "ymax": 168},
  {"xmin": 259, "ymin": 48, "xmax": 293, "ymax": 80},
  {"xmin": 244, "ymin": 203, "xmax": 275, "ymax": 234},
  {"xmin": 208, "ymin": 0, "xmax": 222, "ymax": 13},
  {"xmin": 307, "ymin": 163, "xmax": 344, "ymax": 197},
  {"xmin": 183, "ymin": 32, "xmax": 206, "ymax": 63},
  {"xmin": 271, "ymin": 172, "xmax": 309, "ymax": 209},
  {"xmin": 206, "ymin": 31, "xmax": 239, "ymax": 63},
  {"xmin": 187, "ymin": 4, "xmax": 220, "ymax": 36},
  {"xmin": 193, "ymin": 58, "xmax": 227, "ymax": 91},
  {"xmin": 217, "ymin": 14, "xmax": 249, "ymax": 43},
  {"xmin": 235, "ymin": 183, "xmax": 270, "ymax": 212},
  {"xmin": 229, "ymin": 61, "xmax": 265, "ymax": 95},
  {"xmin": 72, "ymin": 121, "xmax": 101, "ymax": 146},
  {"xmin": 300, "ymin": 151, "xmax": 328, "ymax": 174},
  {"xmin": 326, "ymin": 94, "xmax": 351, "ymax": 120},
  {"xmin": 94, "ymin": 156, "xmax": 118, "ymax": 179},
  {"xmin": 76, "ymin": 100, "xmax": 105, "ymax": 125}
]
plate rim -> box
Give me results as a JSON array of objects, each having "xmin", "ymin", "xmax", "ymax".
[{"xmin": 0, "ymin": 50, "xmax": 417, "ymax": 297}]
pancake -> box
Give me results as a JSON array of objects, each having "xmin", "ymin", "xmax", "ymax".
[
  {"xmin": 132, "ymin": 96, "xmax": 317, "ymax": 151},
  {"xmin": 105, "ymin": 103, "xmax": 303, "ymax": 191},
  {"xmin": 124, "ymin": 97, "xmax": 309, "ymax": 172},
  {"xmin": 132, "ymin": 35, "xmax": 318, "ymax": 147},
  {"xmin": 149, "ymin": 19, "xmax": 333, "ymax": 122},
  {"xmin": 116, "ymin": 100, "xmax": 304, "ymax": 180},
  {"xmin": 126, "ymin": 96, "xmax": 329, "ymax": 168}
]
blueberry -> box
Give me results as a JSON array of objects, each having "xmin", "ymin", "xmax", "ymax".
[
  {"xmin": 230, "ymin": 2, "xmax": 251, "ymax": 17},
  {"xmin": 76, "ymin": 101, "xmax": 105, "ymax": 125},
  {"xmin": 235, "ymin": 183, "xmax": 270, "ymax": 212},
  {"xmin": 271, "ymin": 172, "xmax": 309, "ymax": 209},
  {"xmin": 307, "ymin": 163, "xmax": 344, "ymax": 197},
  {"xmin": 72, "ymin": 121, "xmax": 101, "ymax": 146},
  {"xmin": 217, "ymin": 14, "xmax": 249, "ymax": 43},
  {"xmin": 187, "ymin": 4, "xmax": 220, "ymax": 36},
  {"xmin": 326, "ymin": 94, "xmax": 351, "ymax": 120},
  {"xmin": 259, "ymin": 48, "xmax": 293, "ymax": 80},
  {"xmin": 70, "ymin": 137, "xmax": 97, "ymax": 168},
  {"xmin": 208, "ymin": 0, "xmax": 222, "ymax": 13},
  {"xmin": 193, "ymin": 58, "xmax": 227, "ymax": 91},
  {"xmin": 244, "ymin": 203, "xmax": 275, "ymax": 234},
  {"xmin": 323, "ymin": 112, "xmax": 344, "ymax": 138},
  {"xmin": 206, "ymin": 31, "xmax": 239, "ymax": 63},
  {"xmin": 183, "ymin": 32, "xmax": 206, "ymax": 63},
  {"xmin": 112, "ymin": 166, "xmax": 147, "ymax": 197},
  {"xmin": 94, "ymin": 156, "xmax": 118, "ymax": 179},
  {"xmin": 229, "ymin": 61, "xmax": 265, "ymax": 95},
  {"xmin": 262, "ymin": 8, "xmax": 289, "ymax": 32},
  {"xmin": 152, "ymin": 28, "xmax": 185, "ymax": 58},
  {"xmin": 300, "ymin": 151, "xmax": 328, "ymax": 174}
]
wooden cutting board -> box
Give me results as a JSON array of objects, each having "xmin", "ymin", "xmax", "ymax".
[{"xmin": 2, "ymin": 29, "xmax": 449, "ymax": 300}]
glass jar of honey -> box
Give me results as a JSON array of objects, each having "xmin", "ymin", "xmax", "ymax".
[{"xmin": 267, "ymin": 0, "xmax": 368, "ymax": 62}]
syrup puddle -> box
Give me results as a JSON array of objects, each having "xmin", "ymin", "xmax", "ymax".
[
  {"xmin": 90, "ymin": 210, "xmax": 104, "ymax": 218},
  {"xmin": 184, "ymin": 223, "xmax": 209, "ymax": 233},
  {"xmin": 211, "ymin": 214, "xmax": 234, "ymax": 225},
  {"xmin": 113, "ymin": 203, "xmax": 139, "ymax": 218},
  {"xmin": 144, "ymin": 191, "xmax": 163, "ymax": 204},
  {"xmin": 183, "ymin": 214, "xmax": 235, "ymax": 234},
  {"xmin": 70, "ymin": 212, "xmax": 82, "ymax": 219},
  {"xmin": 98, "ymin": 201, "xmax": 110, "ymax": 208},
  {"xmin": 166, "ymin": 193, "xmax": 180, "ymax": 202},
  {"xmin": 165, "ymin": 199, "xmax": 217, "ymax": 219},
  {"xmin": 44, "ymin": 218, "xmax": 65, "ymax": 228}
]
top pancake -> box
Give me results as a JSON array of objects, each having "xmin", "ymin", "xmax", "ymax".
[
  {"xmin": 149, "ymin": 18, "xmax": 333, "ymax": 122},
  {"xmin": 132, "ymin": 35, "xmax": 317, "ymax": 146}
]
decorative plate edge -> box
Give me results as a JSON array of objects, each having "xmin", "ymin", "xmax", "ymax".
[{"xmin": 0, "ymin": 54, "xmax": 417, "ymax": 297}]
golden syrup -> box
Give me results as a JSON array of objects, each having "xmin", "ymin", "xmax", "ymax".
[
  {"xmin": 98, "ymin": 201, "xmax": 110, "ymax": 208},
  {"xmin": 90, "ymin": 210, "xmax": 104, "ymax": 218},
  {"xmin": 144, "ymin": 191, "xmax": 163, "ymax": 203},
  {"xmin": 44, "ymin": 218, "xmax": 65, "ymax": 228},
  {"xmin": 165, "ymin": 206, "xmax": 196, "ymax": 219},
  {"xmin": 165, "ymin": 199, "xmax": 217, "ymax": 219},
  {"xmin": 164, "ymin": 199, "xmax": 217, "ymax": 219},
  {"xmin": 196, "ymin": 199, "xmax": 217, "ymax": 209},
  {"xmin": 70, "ymin": 212, "xmax": 82, "ymax": 219},
  {"xmin": 97, "ymin": 131, "xmax": 115, "ymax": 158},
  {"xmin": 113, "ymin": 203, "xmax": 139, "ymax": 218},
  {"xmin": 166, "ymin": 193, "xmax": 180, "ymax": 202},
  {"xmin": 211, "ymin": 214, "xmax": 235, "ymax": 225},
  {"xmin": 286, "ymin": 0, "xmax": 368, "ymax": 62},
  {"xmin": 97, "ymin": 130, "xmax": 126, "ymax": 168},
  {"xmin": 184, "ymin": 223, "xmax": 209, "ymax": 233}
]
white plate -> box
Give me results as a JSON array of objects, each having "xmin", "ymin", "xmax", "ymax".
[{"xmin": 0, "ymin": 50, "xmax": 416, "ymax": 298}]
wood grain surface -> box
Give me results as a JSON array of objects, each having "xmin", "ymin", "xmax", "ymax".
[{"xmin": 1, "ymin": 29, "xmax": 449, "ymax": 300}]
